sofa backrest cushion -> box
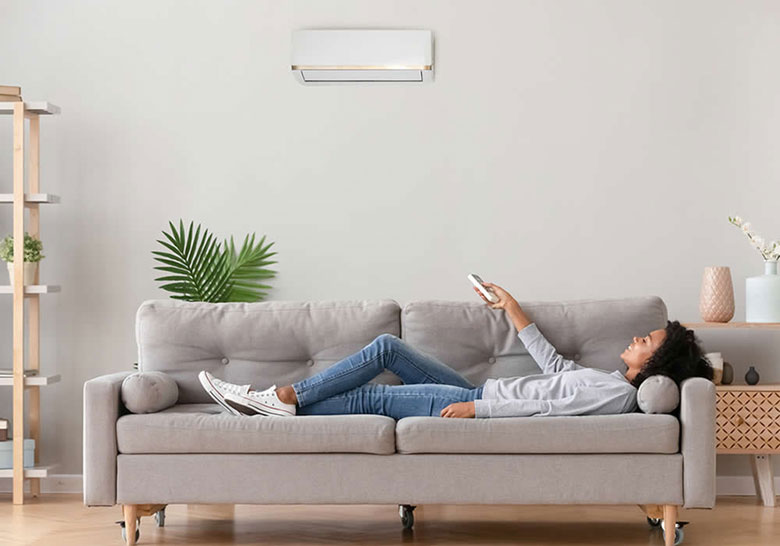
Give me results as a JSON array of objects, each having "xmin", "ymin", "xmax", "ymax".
[
  {"xmin": 401, "ymin": 296, "xmax": 667, "ymax": 385},
  {"xmin": 136, "ymin": 299, "xmax": 402, "ymax": 404}
]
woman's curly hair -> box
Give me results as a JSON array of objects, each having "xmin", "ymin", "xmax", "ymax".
[{"xmin": 630, "ymin": 320, "xmax": 713, "ymax": 388}]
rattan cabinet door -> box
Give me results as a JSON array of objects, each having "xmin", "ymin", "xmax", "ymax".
[{"xmin": 716, "ymin": 390, "xmax": 780, "ymax": 453}]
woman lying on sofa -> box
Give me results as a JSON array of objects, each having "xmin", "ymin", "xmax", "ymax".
[{"xmin": 198, "ymin": 283, "xmax": 713, "ymax": 419}]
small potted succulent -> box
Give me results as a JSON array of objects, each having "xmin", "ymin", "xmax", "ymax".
[{"xmin": 0, "ymin": 233, "xmax": 44, "ymax": 285}]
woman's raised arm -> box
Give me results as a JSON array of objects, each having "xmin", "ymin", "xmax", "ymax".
[{"xmin": 474, "ymin": 282, "xmax": 583, "ymax": 374}]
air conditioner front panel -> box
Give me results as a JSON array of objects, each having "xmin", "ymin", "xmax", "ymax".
[{"xmin": 291, "ymin": 30, "xmax": 433, "ymax": 85}]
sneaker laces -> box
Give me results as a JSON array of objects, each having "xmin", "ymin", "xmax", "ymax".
[
  {"xmin": 212, "ymin": 376, "xmax": 250, "ymax": 396},
  {"xmin": 246, "ymin": 385, "xmax": 281, "ymax": 401}
]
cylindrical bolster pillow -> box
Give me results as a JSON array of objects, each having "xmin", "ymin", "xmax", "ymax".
[
  {"xmin": 637, "ymin": 375, "xmax": 680, "ymax": 414},
  {"xmin": 121, "ymin": 371, "xmax": 178, "ymax": 414}
]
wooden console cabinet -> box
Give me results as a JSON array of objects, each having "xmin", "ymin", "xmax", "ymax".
[{"xmin": 716, "ymin": 385, "xmax": 779, "ymax": 507}]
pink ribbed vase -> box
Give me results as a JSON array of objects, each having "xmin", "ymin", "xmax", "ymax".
[{"xmin": 699, "ymin": 266, "xmax": 735, "ymax": 323}]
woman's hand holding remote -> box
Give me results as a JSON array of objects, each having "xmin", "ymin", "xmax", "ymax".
[
  {"xmin": 473, "ymin": 282, "xmax": 515, "ymax": 310},
  {"xmin": 474, "ymin": 282, "xmax": 533, "ymax": 331}
]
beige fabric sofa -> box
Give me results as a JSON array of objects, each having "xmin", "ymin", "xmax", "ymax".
[{"xmin": 83, "ymin": 297, "xmax": 715, "ymax": 546}]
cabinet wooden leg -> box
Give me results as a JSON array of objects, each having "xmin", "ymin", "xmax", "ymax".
[
  {"xmin": 750, "ymin": 454, "xmax": 776, "ymax": 507},
  {"xmin": 123, "ymin": 504, "xmax": 137, "ymax": 546},
  {"xmin": 663, "ymin": 504, "xmax": 677, "ymax": 546}
]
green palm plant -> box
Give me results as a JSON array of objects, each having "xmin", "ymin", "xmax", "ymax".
[{"xmin": 152, "ymin": 219, "xmax": 277, "ymax": 302}]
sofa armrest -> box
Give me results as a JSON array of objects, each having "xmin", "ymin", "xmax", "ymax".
[
  {"xmin": 680, "ymin": 377, "xmax": 716, "ymax": 508},
  {"xmin": 83, "ymin": 371, "xmax": 133, "ymax": 506}
]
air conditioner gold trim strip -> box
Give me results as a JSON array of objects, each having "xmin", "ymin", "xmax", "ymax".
[{"xmin": 291, "ymin": 65, "xmax": 432, "ymax": 71}]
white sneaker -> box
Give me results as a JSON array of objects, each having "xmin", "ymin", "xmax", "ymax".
[
  {"xmin": 198, "ymin": 371, "xmax": 250, "ymax": 416},
  {"xmin": 224, "ymin": 386, "xmax": 297, "ymax": 417}
]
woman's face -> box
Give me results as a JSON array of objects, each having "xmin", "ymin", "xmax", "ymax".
[{"xmin": 621, "ymin": 329, "xmax": 666, "ymax": 379}]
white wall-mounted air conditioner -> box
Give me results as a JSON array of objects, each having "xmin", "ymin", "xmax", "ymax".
[{"xmin": 291, "ymin": 30, "xmax": 433, "ymax": 85}]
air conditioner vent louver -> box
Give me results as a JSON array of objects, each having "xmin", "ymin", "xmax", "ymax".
[{"xmin": 291, "ymin": 30, "xmax": 433, "ymax": 85}]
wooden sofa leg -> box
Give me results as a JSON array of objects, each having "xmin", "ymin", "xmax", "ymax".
[
  {"xmin": 663, "ymin": 504, "xmax": 678, "ymax": 546},
  {"xmin": 123, "ymin": 504, "xmax": 138, "ymax": 546}
]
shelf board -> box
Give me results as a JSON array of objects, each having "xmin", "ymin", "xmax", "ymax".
[
  {"xmin": 0, "ymin": 193, "xmax": 60, "ymax": 204},
  {"xmin": 0, "ymin": 102, "xmax": 60, "ymax": 115},
  {"xmin": 0, "ymin": 285, "xmax": 61, "ymax": 295},
  {"xmin": 716, "ymin": 384, "xmax": 780, "ymax": 391},
  {"xmin": 683, "ymin": 322, "xmax": 780, "ymax": 330},
  {"xmin": 0, "ymin": 374, "xmax": 60, "ymax": 387},
  {"xmin": 0, "ymin": 464, "xmax": 57, "ymax": 479}
]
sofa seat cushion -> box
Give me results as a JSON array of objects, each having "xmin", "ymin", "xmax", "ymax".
[
  {"xmin": 395, "ymin": 413, "xmax": 679, "ymax": 454},
  {"xmin": 117, "ymin": 404, "xmax": 396, "ymax": 455}
]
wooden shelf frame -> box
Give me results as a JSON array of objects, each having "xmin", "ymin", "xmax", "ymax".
[
  {"xmin": 4, "ymin": 101, "xmax": 61, "ymax": 504},
  {"xmin": 0, "ymin": 102, "xmax": 60, "ymax": 115},
  {"xmin": 0, "ymin": 464, "xmax": 57, "ymax": 479},
  {"xmin": 683, "ymin": 322, "xmax": 780, "ymax": 330},
  {"xmin": 0, "ymin": 193, "xmax": 61, "ymax": 205},
  {"xmin": 0, "ymin": 285, "xmax": 61, "ymax": 294},
  {"xmin": 716, "ymin": 384, "xmax": 780, "ymax": 392},
  {"xmin": 0, "ymin": 374, "xmax": 60, "ymax": 387}
]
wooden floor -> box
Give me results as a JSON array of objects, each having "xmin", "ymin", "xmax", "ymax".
[{"xmin": 0, "ymin": 495, "xmax": 777, "ymax": 545}]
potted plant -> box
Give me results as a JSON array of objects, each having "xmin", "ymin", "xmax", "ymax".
[
  {"xmin": 0, "ymin": 233, "xmax": 44, "ymax": 285},
  {"xmin": 152, "ymin": 220, "xmax": 277, "ymax": 302}
]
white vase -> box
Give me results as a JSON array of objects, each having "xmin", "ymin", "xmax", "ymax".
[
  {"xmin": 6, "ymin": 262, "xmax": 38, "ymax": 286},
  {"xmin": 746, "ymin": 261, "xmax": 780, "ymax": 322}
]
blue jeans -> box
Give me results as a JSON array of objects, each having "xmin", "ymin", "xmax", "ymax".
[{"xmin": 292, "ymin": 333, "xmax": 483, "ymax": 419}]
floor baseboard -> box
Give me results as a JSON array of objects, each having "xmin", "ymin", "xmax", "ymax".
[{"xmin": 1, "ymin": 474, "xmax": 776, "ymax": 497}]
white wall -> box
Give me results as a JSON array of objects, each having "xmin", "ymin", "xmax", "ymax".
[{"xmin": 1, "ymin": 0, "xmax": 779, "ymax": 481}]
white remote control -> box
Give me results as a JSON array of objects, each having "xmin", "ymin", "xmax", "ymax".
[{"xmin": 467, "ymin": 273, "xmax": 499, "ymax": 303}]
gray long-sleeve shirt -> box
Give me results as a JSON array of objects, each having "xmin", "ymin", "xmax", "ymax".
[{"xmin": 474, "ymin": 323, "xmax": 638, "ymax": 418}]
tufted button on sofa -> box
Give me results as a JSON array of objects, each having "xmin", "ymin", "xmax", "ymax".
[{"xmin": 85, "ymin": 297, "xmax": 715, "ymax": 545}]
